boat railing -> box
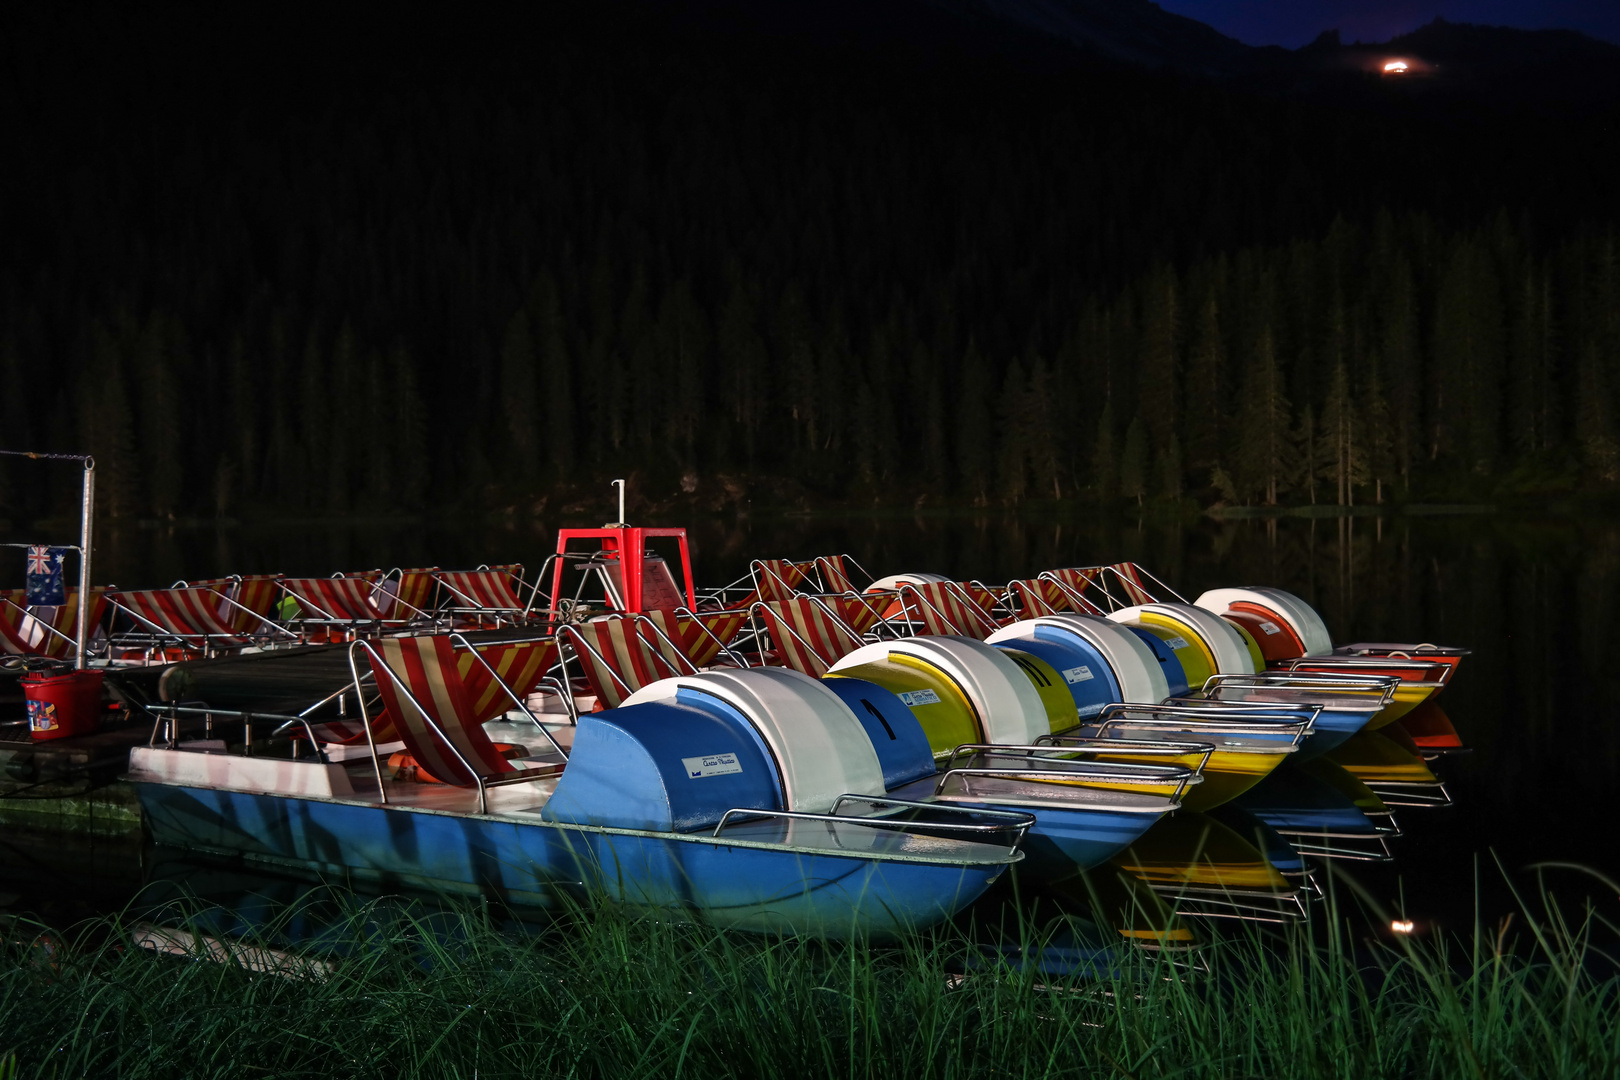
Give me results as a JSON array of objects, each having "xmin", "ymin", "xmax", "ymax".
[
  {"xmin": 146, "ymin": 702, "xmax": 332, "ymax": 765},
  {"xmin": 1074, "ymin": 706, "xmax": 1315, "ymax": 749},
  {"xmin": 937, "ymin": 744, "xmax": 1206, "ymax": 803},
  {"xmin": 712, "ymin": 795, "xmax": 1037, "ymax": 859},
  {"xmin": 1275, "ymin": 655, "xmax": 1453, "ymax": 685},
  {"xmin": 1201, "ymin": 671, "xmax": 1399, "ymax": 706},
  {"xmin": 966, "ymin": 739, "xmax": 1217, "ymax": 782}
]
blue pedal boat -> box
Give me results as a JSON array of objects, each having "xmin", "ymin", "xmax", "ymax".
[{"xmin": 126, "ymin": 635, "xmax": 1034, "ymax": 939}]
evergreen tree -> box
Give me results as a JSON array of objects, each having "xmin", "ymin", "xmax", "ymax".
[
  {"xmin": 1092, "ymin": 399, "xmax": 1118, "ymax": 502},
  {"xmin": 954, "ymin": 339, "xmax": 992, "ymax": 504},
  {"xmin": 1119, "ymin": 416, "xmax": 1148, "ymax": 507},
  {"xmin": 1381, "ymin": 256, "xmax": 1421, "ymax": 489},
  {"xmin": 135, "ymin": 313, "xmax": 183, "ymax": 518},
  {"xmin": 499, "ymin": 310, "xmax": 540, "ymax": 480},
  {"xmin": 1136, "ymin": 265, "xmax": 1181, "ymax": 450},
  {"xmin": 995, "ymin": 361, "xmax": 1029, "ymax": 503},
  {"xmin": 1234, "ymin": 325, "xmax": 1290, "ymax": 505},
  {"xmin": 81, "ymin": 321, "xmax": 139, "ymax": 519},
  {"xmin": 530, "ymin": 272, "xmax": 576, "ymax": 474},
  {"xmin": 1183, "ymin": 294, "xmax": 1224, "ymax": 473}
]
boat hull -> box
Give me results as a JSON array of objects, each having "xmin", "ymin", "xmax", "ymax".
[{"xmin": 130, "ymin": 781, "xmax": 1007, "ymax": 938}]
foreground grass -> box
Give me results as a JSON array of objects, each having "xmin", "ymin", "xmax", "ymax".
[{"xmin": 1, "ymin": 877, "xmax": 1617, "ymax": 1080}]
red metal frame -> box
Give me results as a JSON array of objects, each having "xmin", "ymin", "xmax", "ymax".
[{"xmin": 548, "ymin": 526, "xmax": 697, "ymax": 618}]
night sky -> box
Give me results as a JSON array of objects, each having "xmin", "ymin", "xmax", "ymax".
[{"xmin": 1156, "ymin": 1, "xmax": 1620, "ymax": 47}]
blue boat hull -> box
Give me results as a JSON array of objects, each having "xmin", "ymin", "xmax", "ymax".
[{"xmin": 131, "ymin": 782, "xmax": 1007, "ymax": 938}]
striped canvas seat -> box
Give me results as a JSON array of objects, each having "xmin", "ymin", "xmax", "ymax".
[
  {"xmin": 813, "ymin": 555, "xmax": 857, "ymax": 594},
  {"xmin": 279, "ymin": 577, "xmax": 392, "ymax": 624},
  {"xmin": 375, "ymin": 567, "xmax": 440, "ymax": 620},
  {"xmin": 1006, "ymin": 578, "xmax": 1071, "ymax": 617},
  {"xmin": 436, "ymin": 569, "xmax": 528, "ymax": 616},
  {"xmin": 0, "ymin": 590, "xmax": 31, "ymax": 656},
  {"xmin": 816, "ymin": 593, "xmax": 891, "ymax": 637},
  {"xmin": 559, "ymin": 618, "xmax": 688, "ymax": 709},
  {"xmin": 459, "ymin": 638, "xmax": 561, "ymax": 722},
  {"xmin": 750, "ymin": 558, "xmax": 812, "ymax": 604},
  {"xmin": 1038, "ymin": 568, "xmax": 1109, "ymax": 615},
  {"xmin": 1106, "ymin": 562, "xmax": 1162, "ymax": 605},
  {"xmin": 754, "ymin": 598, "xmax": 866, "ymax": 677},
  {"xmin": 640, "ymin": 609, "xmax": 747, "ymax": 669},
  {"xmin": 364, "ymin": 635, "xmax": 562, "ymax": 744},
  {"xmin": 362, "ymin": 635, "xmax": 530, "ymax": 789},
  {"xmin": 186, "ymin": 575, "xmax": 284, "ymax": 633},
  {"xmin": 0, "ymin": 588, "xmax": 108, "ymax": 659},
  {"xmin": 110, "ymin": 587, "xmax": 249, "ymax": 651},
  {"xmin": 897, "ymin": 581, "xmax": 1001, "ymax": 640}
]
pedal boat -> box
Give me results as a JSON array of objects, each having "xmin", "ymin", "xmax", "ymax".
[
  {"xmin": 940, "ymin": 616, "xmax": 1317, "ymax": 808},
  {"xmin": 1194, "ymin": 587, "xmax": 1460, "ymax": 726},
  {"xmin": 1102, "ymin": 602, "xmax": 1397, "ymax": 754},
  {"xmin": 125, "ymin": 661, "xmax": 1035, "ymax": 939},
  {"xmin": 640, "ymin": 667, "xmax": 1204, "ymax": 880}
]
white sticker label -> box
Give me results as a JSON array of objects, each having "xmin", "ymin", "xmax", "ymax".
[
  {"xmin": 1164, "ymin": 637, "xmax": 1189, "ymax": 651},
  {"xmin": 1062, "ymin": 665, "xmax": 1095, "ymax": 684},
  {"xmin": 682, "ymin": 753, "xmax": 743, "ymax": 779},
  {"xmin": 898, "ymin": 689, "xmax": 942, "ymax": 707},
  {"xmin": 1258, "ymin": 621, "xmax": 1281, "ymax": 635}
]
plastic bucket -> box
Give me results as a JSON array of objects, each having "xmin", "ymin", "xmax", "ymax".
[{"xmin": 23, "ymin": 670, "xmax": 106, "ymax": 741}]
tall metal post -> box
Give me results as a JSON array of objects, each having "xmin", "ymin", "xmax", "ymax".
[{"xmin": 76, "ymin": 458, "xmax": 95, "ymax": 670}]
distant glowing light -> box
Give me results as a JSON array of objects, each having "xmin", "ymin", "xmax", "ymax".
[
  {"xmin": 1383, "ymin": 60, "xmax": 1409, "ymax": 74},
  {"xmin": 1391, "ymin": 919, "xmax": 1415, "ymax": 934}
]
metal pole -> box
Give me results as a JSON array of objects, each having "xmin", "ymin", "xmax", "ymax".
[
  {"xmin": 611, "ymin": 478, "xmax": 625, "ymax": 527},
  {"xmin": 76, "ymin": 458, "xmax": 95, "ymax": 670}
]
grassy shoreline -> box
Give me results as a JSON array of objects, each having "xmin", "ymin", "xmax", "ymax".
[{"xmin": 3, "ymin": 876, "xmax": 1617, "ymax": 1080}]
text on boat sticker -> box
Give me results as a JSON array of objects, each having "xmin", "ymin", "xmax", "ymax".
[
  {"xmin": 1258, "ymin": 621, "xmax": 1281, "ymax": 635},
  {"xmin": 682, "ymin": 753, "xmax": 743, "ymax": 779},
  {"xmin": 1062, "ymin": 665, "xmax": 1094, "ymax": 684},
  {"xmin": 1164, "ymin": 636, "xmax": 1189, "ymax": 650},
  {"xmin": 898, "ymin": 689, "xmax": 942, "ymax": 707}
]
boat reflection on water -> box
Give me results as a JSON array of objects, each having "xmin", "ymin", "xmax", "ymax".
[
  {"xmin": 1227, "ymin": 758, "xmax": 1401, "ymax": 862},
  {"xmin": 1043, "ymin": 705, "xmax": 1469, "ymax": 929},
  {"xmin": 1108, "ymin": 811, "xmax": 1311, "ymax": 922}
]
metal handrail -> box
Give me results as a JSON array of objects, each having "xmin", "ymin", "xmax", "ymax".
[
  {"xmin": 1094, "ymin": 701, "xmax": 1325, "ymax": 726},
  {"xmin": 1201, "ymin": 672, "xmax": 1399, "ymax": 706},
  {"xmin": 713, "ymin": 795, "xmax": 1036, "ymax": 859},
  {"xmin": 945, "ymin": 739, "xmax": 1211, "ymax": 768},
  {"xmin": 933, "ymin": 763, "xmax": 1196, "ymax": 804},
  {"xmin": 145, "ymin": 703, "xmax": 331, "ymax": 764},
  {"xmin": 1077, "ymin": 710, "xmax": 1314, "ymax": 748}
]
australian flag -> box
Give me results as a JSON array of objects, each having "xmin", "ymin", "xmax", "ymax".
[{"xmin": 25, "ymin": 545, "xmax": 68, "ymax": 606}]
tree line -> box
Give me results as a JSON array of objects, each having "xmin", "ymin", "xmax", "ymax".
[{"xmin": 1, "ymin": 2, "xmax": 1614, "ymax": 520}]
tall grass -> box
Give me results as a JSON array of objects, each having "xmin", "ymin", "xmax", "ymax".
[{"xmin": 1, "ymin": 871, "xmax": 1616, "ymax": 1079}]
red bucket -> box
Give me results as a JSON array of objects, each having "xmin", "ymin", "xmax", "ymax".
[{"xmin": 22, "ymin": 670, "xmax": 106, "ymax": 741}]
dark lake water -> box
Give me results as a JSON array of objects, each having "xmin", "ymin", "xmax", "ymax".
[{"xmin": 4, "ymin": 507, "xmax": 1618, "ymax": 937}]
